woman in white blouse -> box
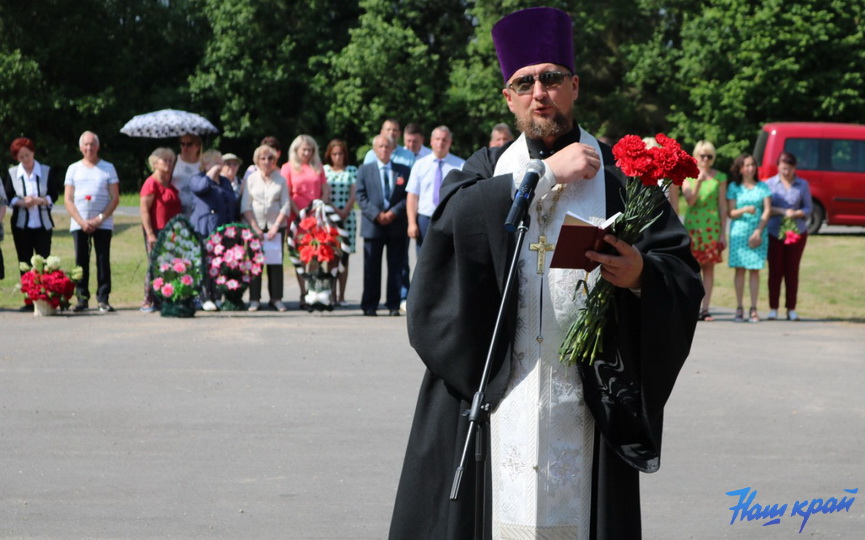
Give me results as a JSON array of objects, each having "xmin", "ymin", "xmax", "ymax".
[
  {"xmin": 241, "ymin": 144, "xmax": 290, "ymax": 312},
  {"xmin": 4, "ymin": 138, "xmax": 62, "ymax": 307}
]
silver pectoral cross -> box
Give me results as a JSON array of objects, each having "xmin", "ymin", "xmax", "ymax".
[{"xmin": 528, "ymin": 235, "xmax": 555, "ymax": 274}]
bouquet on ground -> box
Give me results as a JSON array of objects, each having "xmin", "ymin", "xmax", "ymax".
[
  {"xmin": 559, "ymin": 133, "xmax": 699, "ymax": 365},
  {"xmin": 288, "ymin": 200, "xmax": 349, "ymax": 310},
  {"xmin": 204, "ymin": 223, "xmax": 265, "ymax": 310},
  {"xmin": 778, "ymin": 216, "xmax": 801, "ymax": 244},
  {"xmin": 18, "ymin": 255, "xmax": 83, "ymax": 311},
  {"xmin": 150, "ymin": 215, "xmax": 203, "ymax": 317}
]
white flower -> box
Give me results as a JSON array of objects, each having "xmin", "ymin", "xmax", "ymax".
[{"xmin": 46, "ymin": 255, "xmax": 62, "ymax": 271}]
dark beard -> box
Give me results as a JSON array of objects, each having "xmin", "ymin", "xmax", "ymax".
[{"xmin": 516, "ymin": 111, "xmax": 570, "ymax": 139}]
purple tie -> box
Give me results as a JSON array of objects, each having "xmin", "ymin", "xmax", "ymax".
[{"xmin": 432, "ymin": 159, "xmax": 443, "ymax": 205}]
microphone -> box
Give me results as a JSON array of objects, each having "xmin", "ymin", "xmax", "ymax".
[{"xmin": 504, "ymin": 159, "xmax": 545, "ymax": 232}]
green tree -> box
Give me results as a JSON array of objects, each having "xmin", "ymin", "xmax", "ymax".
[
  {"xmin": 628, "ymin": 0, "xmax": 865, "ymax": 160},
  {"xmin": 0, "ymin": 50, "xmax": 45, "ymax": 141},
  {"xmin": 622, "ymin": 0, "xmax": 702, "ymax": 135},
  {"xmin": 0, "ymin": 0, "xmax": 208, "ymax": 189},
  {"xmin": 189, "ymin": 0, "xmax": 301, "ymax": 142},
  {"xmin": 311, "ymin": 0, "xmax": 438, "ymax": 160},
  {"xmin": 190, "ymin": 0, "xmax": 360, "ymax": 158}
]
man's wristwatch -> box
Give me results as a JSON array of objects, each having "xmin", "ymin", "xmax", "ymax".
[{"xmin": 98, "ymin": 213, "xmax": 104, "ymax": 221}]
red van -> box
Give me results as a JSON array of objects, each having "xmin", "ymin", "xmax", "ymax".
[{"xmin": 753, "ymin": 122, "xmax": 865, "ymax": 233}]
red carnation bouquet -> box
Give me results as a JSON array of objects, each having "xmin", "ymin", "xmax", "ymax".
[
  {"xmin": 559, "ymin": 134, "xmax": 699, "ymax": 365},
  {"xmin": 778, "ymin": 217, "xmax": 801, "ymax": 244}
]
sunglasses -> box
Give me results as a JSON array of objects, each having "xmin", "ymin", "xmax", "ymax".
[
  {"xmin": 700, "ymin": 154, "xmax": 715, "ymax": 159},
  {"xmin": 506, "ymin": 71, "xmax": 572, "ymax": 95}
]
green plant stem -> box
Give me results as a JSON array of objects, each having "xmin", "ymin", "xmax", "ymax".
[{"xmin": 559, "ymin": 179, "xmax": 672, "ymax": 365}]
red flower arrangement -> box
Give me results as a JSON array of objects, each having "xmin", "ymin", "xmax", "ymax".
[
  {"xmin": 295, "ymin": 216, "xmax": 342, "ymax": 267},
  {"xmin": 18, "ymin": 255, "xmax": 82, "ymax": 311},
  {"xmin": 778, "ymin": 217, "xmax": 801, "ymax": 244},
  {"xmin": 288, "ymin": 200, "xmax": 350, "ymax": 311},
  {"xmin": 611, "ymin": 133, "xmax": 698, "ymax": 187},
  {"xmin": 560, "ymin": 134, "xmax": 699, "ymax": 365}
]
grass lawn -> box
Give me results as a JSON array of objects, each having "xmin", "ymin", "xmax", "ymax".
[
  {"xmin": 55, "ymin": 192, "xmax": 141, "ymax": 207},
  {"xmin": 3, "ymin": 211, "xmax": 864, "ymax": 320},
  {"xmin": 2, "ymin": 214, "xmax": 152, "ymax": 309},
  {"xmin": 1, "ymin": 211, "xmax": 305, "ymax": 310},
  {"xmin": 708, "ymin": 232, "xmax": 865, "ymax": 321}
]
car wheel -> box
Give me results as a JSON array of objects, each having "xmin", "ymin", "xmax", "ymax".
[{"xmin": 807, "ymin": 201, "xmax": 825, "ymax": 234}]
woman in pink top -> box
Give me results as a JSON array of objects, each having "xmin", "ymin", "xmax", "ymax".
[{"xmin": 281, "ymin": 135, "xmax": 330, "ymax": 307}]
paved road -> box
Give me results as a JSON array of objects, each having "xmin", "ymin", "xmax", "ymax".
[{"xmin": 2, "ymin": 238, "xmax": 864, "ymax": 538}]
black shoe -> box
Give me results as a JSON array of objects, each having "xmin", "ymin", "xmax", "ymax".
[
  {"xmin": 389, "ymin": 310, "xmax": 401, "ymax": 316},
  {"xmin": 363, "ymin": 309, "xmax": 377, "ymax": 316},
  {"xmin": 98, "ymin": 302, "xmax": 115, "ymax": 313},
  {"xmin": 73, "ymin": 301, "xmax": 88, "ymax": 313},
  {"xmin": 19, "ymin": 304, "xmax": 34, "ymax": 312}
]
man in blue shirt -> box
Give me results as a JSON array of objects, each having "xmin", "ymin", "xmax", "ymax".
[
  {"xmin": 363, "ymin": 119, "xmax": 415, "ymax": 169},
  {"xmin": 406, "ymin": 126, "xmax": 464, "ymax": 251},
  {"xmin": 403, "ymin": 123, "xmax": 432, "ymax": 161}
]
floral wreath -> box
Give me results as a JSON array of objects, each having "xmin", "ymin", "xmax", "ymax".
[
  {"xmin": 204, "ymin": 222, "xmax": 265, "ymax": 305},
  {"xmin": 287, "ymin": 200, "xmax": 349, "ymax": 277},
  {"xmin": 18, "ymin": 255, "xmax": 82, "ymax": 310},
  {"xmin": 150, "ymin": 215, "xmax": 204, "ymax": 303}
]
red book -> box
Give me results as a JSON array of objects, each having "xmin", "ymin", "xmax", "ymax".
[{"xmin": 549, "ymin": 212, "xmax": 621, "ymax": 272}]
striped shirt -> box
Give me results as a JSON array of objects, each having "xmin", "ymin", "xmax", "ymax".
[{"xmin": 64, "ymin": 159, "xmax": 119, "ymax": 231}]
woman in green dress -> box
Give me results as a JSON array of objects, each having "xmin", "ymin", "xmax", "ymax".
[
  {"xmin": 727, "ymin": 154, "xmax": 771, "ymax": 322},
  {"xmin": 683, "ymin": 140, "xmax": 728, "ymax": 321}
]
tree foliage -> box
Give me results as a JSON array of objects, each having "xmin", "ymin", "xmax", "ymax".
[
  {"xmin": 311, "ymin": 0, "xmax": 437, "ymax": 160},
  {"xmin": 627, "ymin": 0, "xmax": 865, "ymax": 160},
  {"xmin": 312, "ymin": 0, "xmax": 474, "ymax": 159},
  {"xmin": 0, "ymin": 0, "xmax": 207, "ymax": 187},
  {"xmin": 1, "ymin": 0, "xmax": 863, "ymax": 187},
  {"xmin": 190, "ymin": 0, "xmax": 360, "ymax": 145}
]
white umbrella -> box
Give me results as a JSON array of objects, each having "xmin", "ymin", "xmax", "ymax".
[{"xmin": 120, "ymin": 109, "xmax": 218, "ymax": 138}]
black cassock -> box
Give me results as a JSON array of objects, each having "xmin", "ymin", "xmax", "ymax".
[{"xmin": 389, "ymin": 127, "xmax": 703, "ymax": 540}]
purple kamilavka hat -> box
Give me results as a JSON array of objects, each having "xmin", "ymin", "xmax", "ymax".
[{"xmin": 492, "ymin": 7, "xmax": 575, "ymax": 82}]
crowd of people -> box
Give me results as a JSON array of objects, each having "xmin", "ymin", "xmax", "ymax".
[
  {"xmin": 0, "ymin": 68, "xmax": 809, "ymax": 321},
  {"xmin": 0, "ymin": 121, "xmax": 516, "ymax": 314},
  {"xmin": 0, "ymin": 123, "xmax": 813, "ymax": 319},
  {"xmin": 677, "ymin": 143, "xmax": 812, "ymax": 322}
]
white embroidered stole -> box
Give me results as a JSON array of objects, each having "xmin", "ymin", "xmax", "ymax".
[
  {"xmin": 493, "ymin": 129, "xmax": 608, "ymax": 324},
  {"xmin": 489, "ymin": 130, "xmax": 607, "ymax": 538}
]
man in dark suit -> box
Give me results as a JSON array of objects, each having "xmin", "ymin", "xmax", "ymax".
[{"xmin": 356, "ymin": 135, "xmax": 411, "ymax": 316}]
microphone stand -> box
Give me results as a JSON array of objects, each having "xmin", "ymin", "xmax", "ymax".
[{"xmin": 450, "ymin": 213, "xmax": 531, "ymax": 540}]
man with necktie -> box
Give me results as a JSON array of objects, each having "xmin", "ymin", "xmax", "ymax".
[
  {"xmin": 356, "ymin": 135, "xmax": 411, "ymax": 316},
  {"xmin": 406, "ymin": 126, "xmax": 464, "ymax": 252}
]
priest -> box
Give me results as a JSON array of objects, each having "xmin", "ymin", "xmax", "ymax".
[{"xmin": 389, "ymin": 7, "xmax": 703, "ymax": 540}]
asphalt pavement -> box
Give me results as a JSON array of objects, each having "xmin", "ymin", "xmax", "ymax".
[{"xmin": 2, "ymin": 232, "xmax": 864, "ymax": 539}]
